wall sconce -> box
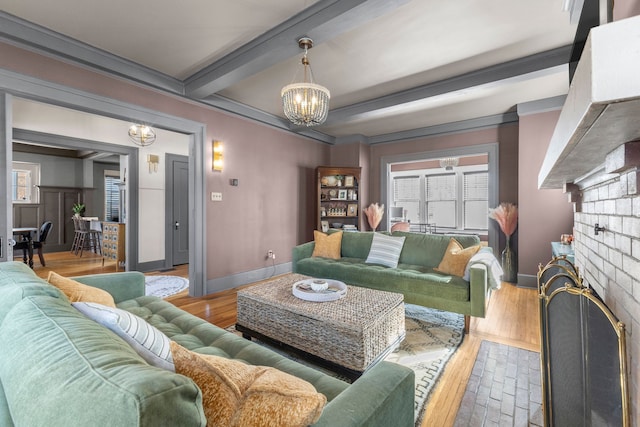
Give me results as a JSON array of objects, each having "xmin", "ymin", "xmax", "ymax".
[
  {"xmin": 147, "ymin": 154, "xmax": 159, "ymax": 173},
  {"xmin": 213, "ymin": 141, "xmax": 223, "ymax": 171}
]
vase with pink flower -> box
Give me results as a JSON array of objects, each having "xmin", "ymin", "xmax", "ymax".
[{"xmin": 489, "ymin": 202, "xmax": 518, "ymax": 283}]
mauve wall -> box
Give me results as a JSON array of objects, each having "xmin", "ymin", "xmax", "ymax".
[
  {"xmin": 518, "ymin": 111, "xmax": 574, "ymax": 285},
  {"xmin": 0, "ymin": 42, "xmax": 329, "ymax": 282}
]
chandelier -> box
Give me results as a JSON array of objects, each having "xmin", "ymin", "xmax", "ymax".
[
  {"xmin": 439, "ymin": 157, "xmax": 459, "ymax": 171},
  {"xmin": 281, "ymin": 37, "xmax": 330, "ymax": 127},
  {"xmin": 128, "ymin": 124, "xmax": 156, "ymax": 147}
]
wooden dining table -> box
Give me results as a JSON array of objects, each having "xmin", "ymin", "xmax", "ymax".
[{"xmin": 13, "ymin": 227, "xmax": 38, "ymax": 268}]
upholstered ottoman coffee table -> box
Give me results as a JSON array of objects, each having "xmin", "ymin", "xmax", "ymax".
[{"xmin": 236, "ymin": 273, "xmax": 405, "ymax": 380}]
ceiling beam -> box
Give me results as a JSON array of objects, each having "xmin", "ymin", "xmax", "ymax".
[
  {"xmin": 184, "ymin": 0, "xmax": 409, "ymax": 98},
  {"xmin": 318, "ymin": 45, "xmax": 572, "ymax": 128}
]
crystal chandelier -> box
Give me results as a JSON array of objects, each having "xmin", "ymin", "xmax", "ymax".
[
  {"xmin": 439, "ymin": 157, "xmax": 459, "ymax": 171},
  {"xmin": 281, "ymin": 37, "xmax": 330, "ymax": 127},
  {"xmin": 128, "ymin": 124, "xmax": 156, "ymax": 147}
]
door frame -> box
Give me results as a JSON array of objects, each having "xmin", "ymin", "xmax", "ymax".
[
  {"xmin": 0, "ymin": 69, "xmax": 208, "ymax": 297},
  {"xmin": 165, "ymin": 153, "xmax": 189, "ymax": 269}
]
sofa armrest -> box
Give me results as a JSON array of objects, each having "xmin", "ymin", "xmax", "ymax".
[
  {"xmin": 469, "ymin": 263, "xmax": 490, "ymax": 317},
  {"xmin": 313, "ymin": 361, "xmax": 415, "ymax": 427},
  {"xmin": 71, "ymin": 272, "xmax": 146, "ymax": 304},
  {"xmin": 292, "ymin": 241, "xmax": 315, "ymax": 273}
]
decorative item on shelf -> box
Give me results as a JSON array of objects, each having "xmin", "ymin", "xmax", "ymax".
[
  {"xmin": 72, "ymin": 203, "xmax": 86, "ymax": 218},
  {"xmin": 363, "ymin": 202, "xmax": 385, "ymax": 232},
  {"xmin": 345, "ymin": 176, "xmax": 354, "ymax": 187},
  {"xmin": 147, "ymin": 154, "xmax": 159, "ymax": 173},
  {"xmin": 212, "ymin": 141, "xmax": 223, "ymax": 171},
  {"xmin": 335, "ymin": 175, "xmax": 344, "ymax": 186},
  {"xmin": 489, "ymin": 202, "xmax": 518, "ymax": 283},
  {"xmin": 281, "ymin": 37, "xmax": 330, "ymax": 127},
  {"xmin": 128, "ymin": 124, "xmax": 156, "ymax": 147},
  {"xmin": 347, "ymin": 203, "xmax": 358, "ymax": 217},
  {"xmin": 439, "ymin": 157, "xmax": 459, "ymax": 171}
]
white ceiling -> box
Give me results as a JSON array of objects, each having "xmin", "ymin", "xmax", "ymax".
[{"xmin": 0, "ymin": 0, "xmax": 578, "ymax": 142}]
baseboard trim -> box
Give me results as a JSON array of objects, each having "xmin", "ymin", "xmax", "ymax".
[
  {"xmin": 516, "ymin": 273, "xmax": 537, "ymax": 289},
  {"xmin": 205, "ymin": 262, "xmax": 292, "ymax": 294},
  {"xmin": 136, "ymin": 260, "xmax": 169, "ymax": 273}
]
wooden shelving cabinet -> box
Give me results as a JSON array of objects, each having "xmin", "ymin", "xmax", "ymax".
[
  {"xmin": 316, "ymin": 166, "xmax": 361, "ymax": 232},
  {"xmin": 102, "ymin": 222, "xmax": 125, "ymax": 271}
]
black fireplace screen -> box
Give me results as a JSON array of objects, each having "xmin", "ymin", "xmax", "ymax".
[{"xmin": 538, "ymin": 256, "xmax": 629, "ymax": 426}]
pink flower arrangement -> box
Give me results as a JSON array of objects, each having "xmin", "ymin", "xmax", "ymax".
[
  {"xmin": 363, "ymin": 202, "xmax": 385, "ymax": 231},
  {"xmin": 489, "ymin": 202, "xmax": 518, "ymax": 236}
]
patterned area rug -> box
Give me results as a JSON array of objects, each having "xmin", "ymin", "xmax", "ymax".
[
  {"xmin": 144, "ymin": 275, "xmax": 189, "ymax": 298},
  {"xmin": 229, "ymin": 303, "xmax": 464, "ymax": 426}
]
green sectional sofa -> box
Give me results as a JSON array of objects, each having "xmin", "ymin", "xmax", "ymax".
[
  {"xmin": 0, "ymin": 261, "xmax": 414, "ymax": 427},
  {"xmin": 293, "ymin": 231, "xmax": 498, "ymax": 332}
]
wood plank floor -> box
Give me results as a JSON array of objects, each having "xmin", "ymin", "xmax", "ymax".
[{"xmin": 25, "ymin": 251, "xmax": 540, "ymax": 427}]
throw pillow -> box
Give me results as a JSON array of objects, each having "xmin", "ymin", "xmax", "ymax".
[
  {"xmin": 73, "ymin": 302, "xmax": 174, "ymax": 371},
  {"xmin": 434, "ymin": 238, "xmax": 481, "ymax": 277},
  {"xmin": 47, "ymin": 271, "xmax": 116, "ymax": 307},
  {"xmin": 170, "ymin": 342, "xmax": 326, "ymax": 427},
  {"xmin": 311, "ymin": 230, "xmax": 343, "ymax": 259},
  {"xmin": 365, "ymin": 232, "xmax": 406, "ymax": 268}
]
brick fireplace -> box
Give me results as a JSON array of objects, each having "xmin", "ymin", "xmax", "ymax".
[{"xmin": 567, "ymin": 143, "xmax": 640, "ymax": 425}]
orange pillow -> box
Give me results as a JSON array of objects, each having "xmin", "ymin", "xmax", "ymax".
[
  {"xmin": 311, "ymin": 230, "xmax": 343, "ymax": 260},
  {"xmin": 47, "ymin": 271, "xmax": 116, "ymax": 307},
  {"xmin": 434, "ymin": 238, "xmax": 481, "ymax": 277},
  {"xmin": 170, "ymin": 342, "xmax": 326, "ymax": 427}
]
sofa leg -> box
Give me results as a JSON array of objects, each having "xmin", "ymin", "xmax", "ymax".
[{"xmin": 464, "ymin": 315, "xmax": 470, "ymax": 334}]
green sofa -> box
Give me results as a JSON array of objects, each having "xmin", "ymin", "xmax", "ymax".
[
  {"xmin": 0, "ymin": 261, "xmax": 414, "ymax": 427},
  {"xmin": 293, "ymin": 231, "xmax": 497, "ymax": 332}
]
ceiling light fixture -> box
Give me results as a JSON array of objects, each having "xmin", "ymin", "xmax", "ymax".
[
  {"xmin": 440, "ymin": 157, "xmax": 459, "ymax": 171},
  {"xmin": 128, "ymin": 124, "xmax": 156, "ymax": 147},
  {"xmin": 281, "ymin": 37, "xmax": 330, "ymax": 127}
]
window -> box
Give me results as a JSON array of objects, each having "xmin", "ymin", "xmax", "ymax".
[
  {"xmin": 104, "ymin": 171, "xmax": 121, "ymax": 222},
  {"xmin": 12, "ymin": 161, "xmax": 40, "ymax": 203},
  {"xmin": 391, "ymin": 164, "xmax": 488, "ymax": 232}
]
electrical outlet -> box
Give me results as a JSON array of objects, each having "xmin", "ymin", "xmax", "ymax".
[
  {"xmin": 267, "ymin": 250, "xmax": 275, "ymax": 260},
  {"xmin": 211, "ymin": 192, "xmax": 222, "ymax": 201}
]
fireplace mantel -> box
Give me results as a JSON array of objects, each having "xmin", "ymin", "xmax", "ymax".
[{"xmin": 538, "ymin": 15, "xmax": 640, "ymax": 189}]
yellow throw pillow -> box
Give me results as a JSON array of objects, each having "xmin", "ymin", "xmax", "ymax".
[
  {"xmin": 434, "ymin": 238, "xmax": 481, "ymax": 277},
  {"xmin": 170, "ymin": 342, "xmax": 326, "ymax": 427},
  {"xmin": 47, "ymin": 271, "xmax": 116, "ymax": 307},
  {"xmin": 311, "ymin": 230, "xmax": 343, "ymax": 260}
]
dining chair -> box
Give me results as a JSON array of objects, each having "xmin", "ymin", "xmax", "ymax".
[{"xmin": 14, "ymin": 221, "xmax": 53, "ymax": 267}]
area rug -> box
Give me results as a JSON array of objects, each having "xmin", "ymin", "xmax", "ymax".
[
  {"xmin": 228, "ymin": 304, "xmax": 464, "ymax": 427},
  {"xmin": 453, "ymin": 340, "xmax": 543, "ymax": 427},
  {"xmin": 144, "ymin": 275, "xmax": 189, "ymax": 298}
]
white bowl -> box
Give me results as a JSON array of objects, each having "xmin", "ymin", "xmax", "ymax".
[{"xmin": 310, "ymin": 279, "xmax": 329, "ymax": 292}]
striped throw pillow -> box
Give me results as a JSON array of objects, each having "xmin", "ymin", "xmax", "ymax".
[
  {"xmin": 73, "ymin": 302, "xmax": 174, "ymax": 371},
  {"xmin": 365, "ymin": 233, "xmax": 406, "ymax": 268}
]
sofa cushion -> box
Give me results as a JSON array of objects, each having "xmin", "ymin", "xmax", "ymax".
[
  {"xmin": 340, "ymin": 231, "xmax": 376, "ymax": 259},
  {"xmin": 312, "ymin": 230, "xmax": 343, "ymax": 259},
  {"xmin": 365, "ymin": 233, "xmax": 406, "ymax": 268},
  {"xmin": 0, "ymin": 295, "xmax": 205, "ymax": 427},
  {"xmin": 73, "ymin": 302, "xmax": 175, "ymax": 371},
  {"xmin": 434, "ymin": 238, "xmax": 481, "ymax": 277},
  {"xmin": 295, "ymin": 257, "xmax": 470, "ymax": 302},
  {"xmin": 170, "ymin": 342, "xmax": 326, "ymax": 427},
  {"xmin": 392, "ymin": 232, "xmax": 481, "ymax": 268},
  {"xmin": 0, "ymin": 262, "xmax": 64, "ymax": 324},
  {"xmin": 47, "ymin": 271, "xmax": 116, "ymax": 307},
  {"xmin": 118, "ymin": 296, "xmax": 350, "ymax": 402}
]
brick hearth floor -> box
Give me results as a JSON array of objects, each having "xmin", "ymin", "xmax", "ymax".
[{"xmin": 453, "ymin": 341, "xmax": 543, "ymax": 427}]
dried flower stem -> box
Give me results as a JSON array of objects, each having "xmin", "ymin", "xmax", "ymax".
[
  {"xmin": 489, "ymin": 202, "xmax": 518, "ymax": 236},
  {"xmin": 363, "ymin": 202, "xmax": 385, "ymax": 231}
]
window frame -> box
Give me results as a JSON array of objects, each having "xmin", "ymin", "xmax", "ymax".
[{"xmin": 11, "ymin": 161, "xmax": 40, "ymax": 204}]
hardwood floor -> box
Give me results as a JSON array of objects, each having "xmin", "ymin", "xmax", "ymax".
[{"xmin": 24, "ymin": 251, "xmax": 540, "ymax": 427}]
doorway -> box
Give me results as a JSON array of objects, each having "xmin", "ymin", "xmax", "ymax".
[{"xmin": 166, "ymin": 154, "xmax": 189, "ymax": 267}]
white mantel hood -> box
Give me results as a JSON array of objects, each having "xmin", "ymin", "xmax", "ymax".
[{"xmin": 538, "ymin": 15, "xmax": 640, "ymax": 189}]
